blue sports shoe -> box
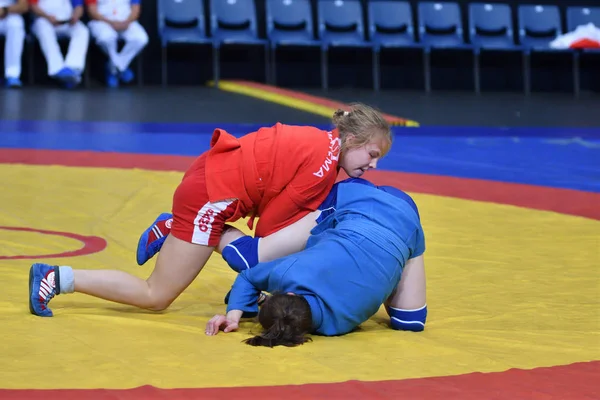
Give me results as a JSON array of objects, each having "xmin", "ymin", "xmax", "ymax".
[
  {"xmin": 119, "ymin": 68, "xmax": 135, "ymax": 84},
  {"xmin": 53, "ymin": 67, "xmax": 79, "ymax": 85},
  {"xmin": 136, "ymin": 213, "xmax": 173, "ymax": 266},
  {"xmin": 5, "ymin": 77, "xmax": 22, "ymax": 88},
  {"xmin": 29, "ymin": 263, "xmax": 60, "ymax": 317},
  {"xmin": 105, "ymin": 62, "xmax": 119, "ymax": 88}
]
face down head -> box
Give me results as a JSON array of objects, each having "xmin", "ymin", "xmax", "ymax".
[
  {"xmin": 334, "ymin": 103, "xmax": 392, "ymax": 178},
  {"xmin": 244, "ymin": 293, "xmax": 313, "ymax": 348}
]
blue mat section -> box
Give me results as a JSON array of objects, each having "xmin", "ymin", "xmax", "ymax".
[
  {"xmin": 1, "ymin": 120, "xmax": 600, "ymax": 137},
  {"xmin": 1, "ymin": 121, "xmax": 598, "ymax": 193},
  {"xmin": 386, "ymin": 136, "xmax": 600, "ymax": 193}
]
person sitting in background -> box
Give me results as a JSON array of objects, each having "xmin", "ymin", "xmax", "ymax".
[
  {"xmin": 0, "ymin": 0, "xmax": 27, "ymax": 87},
  {"xmin": 30, "ymin": 0, "xmax": 90, "ymax": 88},
  {"xmin": 85, "ymin": 0, "xmax": 148, "ymax": 88}
]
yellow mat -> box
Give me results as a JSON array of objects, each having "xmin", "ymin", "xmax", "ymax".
[{"xmin": 0, "ymin": 164, "xmax": 598, "ymax": 389}]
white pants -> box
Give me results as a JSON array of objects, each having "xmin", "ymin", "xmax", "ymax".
[
  {"xmin": 0, "ymin": 14, "xmax": 25, "ymax": 78},
  {"xmin": 88, "ymin": 20, "xmax": 148, "ymax": 72},
  {"xmin": 31, "ymin": 18, "xmax": 90, "ymax": 76}
]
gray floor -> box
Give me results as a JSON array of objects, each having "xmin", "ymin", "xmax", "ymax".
[
  {"xmin": 0, "ymin": 86, "xmax": 597, "ymax": 127},
  {"xmin": 302, "ymin": 89, "xmax": 600, "ymax": 127},
  {"xmin": 0, "ymin": 87, "xmax": 329, "ymax": 124}
]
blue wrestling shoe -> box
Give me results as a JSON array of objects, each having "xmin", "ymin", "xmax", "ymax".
[
  {"xmin": 136, "ymin": 213, "xmax": 173, "ymax": 266},
  {"xmin": 29, "ymin": 263, "xmax": 60, "ymax": 317}
]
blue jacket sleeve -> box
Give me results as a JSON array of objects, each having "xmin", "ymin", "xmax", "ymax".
[
  {"xmin": 71, "ymin": 0, "xmax": 83, "ymax": 7},
  {"xmin": 226, "ymin": 261, "xmax": 274, "ymax": 313}
]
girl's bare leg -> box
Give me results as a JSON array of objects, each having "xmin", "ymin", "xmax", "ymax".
[
  {"xmin": 218, "ymin": 210, "xmax": 320, "ymax": 264},
  {"xmin": 256, "ymin": 210, "xmax": 320, "ymax": 262},
  {"xmin": 74, "ymin": 234, "xmax": 214, "ymax": 311},
  {"xmin": 386, "ymin": 255, "xmax": 426, "ymax": 309}
]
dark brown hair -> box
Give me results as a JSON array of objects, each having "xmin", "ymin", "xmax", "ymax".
[
  {"xmin": 332, "ymin": 102, "xmax": 392, "ymax": 156},
  {"xmin": 244, "ymin": 293, "xmax": 313, "ymax": 348}
]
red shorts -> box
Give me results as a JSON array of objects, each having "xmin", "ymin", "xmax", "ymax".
[{"xmin": 171, "ymin": 154, "xmax": 239, "ymax": 247}]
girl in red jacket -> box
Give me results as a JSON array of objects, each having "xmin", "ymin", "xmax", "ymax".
[{"xmin": 29, "ymin": 103, "xmax": 392, "ymax": 317}]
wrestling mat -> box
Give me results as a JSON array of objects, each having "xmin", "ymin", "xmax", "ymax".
[{"xmin": 0, "ymin": 122, "xmax": 598, "ymax": 399}]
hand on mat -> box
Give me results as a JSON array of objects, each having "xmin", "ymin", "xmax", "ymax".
[{"xmin": 205, "ymin": 314, "xmax": 239, "ymax": 336}]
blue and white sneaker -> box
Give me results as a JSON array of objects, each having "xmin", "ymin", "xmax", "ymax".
[
  {"xmin": 136, "ymin": 213, "xmax": 173, "ymax": 266},
  {"xmin": 29, "ymin": 263, "xmax": 60, "ymax": 317}
]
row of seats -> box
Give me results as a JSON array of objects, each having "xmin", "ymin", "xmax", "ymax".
[{"xmin": 159, "ymin": 0, "xmax": 600, "ymax": 94}]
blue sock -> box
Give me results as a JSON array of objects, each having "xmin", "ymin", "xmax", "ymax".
[{"xmin": 221, "ymin": 235, "xmax": 260, "ymax": 273}]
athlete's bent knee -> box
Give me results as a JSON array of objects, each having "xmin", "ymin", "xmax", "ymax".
[
  {"xmin": 144, "ymin": 290, "xmax": 176, "ymax": 311},
  {"xmin": 146, "ymin": 298, "xmax": 174, "ymax": 312},
  {"xmin": 222, "ymin": 235, "xmax": 259, "ymax": 272}
]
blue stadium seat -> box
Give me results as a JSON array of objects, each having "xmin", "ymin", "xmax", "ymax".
[
  {"xmin": 469, "ymin": 3, "xmax": 516, "ymax": 50},
  {"xmin": 368, "ymin": 0, "xmax": 421, "ymax": 90},
  {"xmin": 318, "ymin": 0, "xmax": 371, "ymax": 89},
  {"xmin": 566, "ymin": 6, "xmax": 600, "ymax": 53},
  {"xmin": 210, "ymin": 0, "xmax": 269, "ymax": 86},
  {"xmin": 266, "ymin": 0, "xmax": 320, "ymax": 85},
  {"xmin": 469, "ymin": 3, "xmax": 520, "ymax": 93},
  {"xmin": 518, "ymin": 5, "xmax": 563, "ymax": 49},
  {"xmin": 518, "ymin": 5, "xmax": 577, "ymax": 95},
  {"xmin": 418, "ymin": 2, "xmax": 472, "ymax": 92},
  {"xmin": 566, "ymin": 6, "xmax": 600, "ymax": 95},
  {"xmin": 157, "ymin": 0, "xmax": 212, "ymax": 86},
  {"xmin": 418, "ymin": 2, "xmax": 470, "ymax": 49},
  {"xmin": 567, "ymin": 6, "xmax": 600, "ymax": 30}
]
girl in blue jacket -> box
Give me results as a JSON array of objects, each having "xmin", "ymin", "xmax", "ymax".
[{"xmin": 205, "ymin": 178, "xmax": 427, "ymax": 347}]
